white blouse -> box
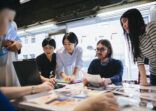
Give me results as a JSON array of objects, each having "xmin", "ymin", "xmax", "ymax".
[{"xmin": 56, "ymin": 46, "xmax": 83, "ymax": 77}]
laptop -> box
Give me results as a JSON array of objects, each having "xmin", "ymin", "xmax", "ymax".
[{"xmin": 13, "ymin": 59, "xmax": 42, "ymax": 86}]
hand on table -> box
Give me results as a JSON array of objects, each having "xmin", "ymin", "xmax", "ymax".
[
  {"xmin": 38, "ymin": 81, "xmax": 54, "ymax": 92},
  {"xmin": 41, "ymin": 76, "xmax": 56, "ymax": 86},
  {"xmin": 63, "ymin": 75, "xmax": 76, "ymax": 83},
  {"xmin": 100, "ymin": 78, "xmax": 112, "ymax": 87}
]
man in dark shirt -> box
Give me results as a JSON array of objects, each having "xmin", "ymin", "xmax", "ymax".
[
  {"xmin": 88, "ymin": 39, "xmax": 123, "ymax": 86},
  {"xmin": 36, "ymin": 38, "xmax": 56, "ymax": 81}
]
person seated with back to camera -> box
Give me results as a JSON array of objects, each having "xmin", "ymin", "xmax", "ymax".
[
  {"xmin": 36, "ymin": 38, "xmax": 56, "ymax": 83},
  {"xmin": 84, "ymin": 39, "xmax": 123, "ymax": 87}
]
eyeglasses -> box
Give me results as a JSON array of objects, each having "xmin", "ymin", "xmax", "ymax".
[{"xmin": 95, "ymin": 48, "xmax": 106, "ymax": 52}]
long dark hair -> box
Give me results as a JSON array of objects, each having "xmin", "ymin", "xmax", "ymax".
[
  {"xmin": 97, "ymin": 39, "xmax": 113, "ymax": 58},
  {"xmin": 120, "ymin": 8, "xmax": 146, "ymax": 62}
]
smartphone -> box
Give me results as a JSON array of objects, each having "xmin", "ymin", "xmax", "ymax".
[{"xmin": 54, "ymin": 83, "xmax": 65, "ymax": 89}]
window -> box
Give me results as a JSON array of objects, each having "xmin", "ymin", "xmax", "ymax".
[
  {"xmin": 23, "ymin": 55, "xmax": 28, "ymax": 59},
  {"xmin": 31, "ymin": 37, "xmax": 36, "ymax": 43},
  {"xmin": 30, "ymin": 54, "xmax": 35, "ymax": 58},
  {"xmin": 24, "ymin": 37, "xmax": 28, "ymax": 44}
]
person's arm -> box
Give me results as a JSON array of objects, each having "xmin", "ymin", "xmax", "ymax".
[
  {"xmin": 109, "ymin": 60, "xmax": 123, "ymax": 85},
  {"xmin": 7, "ymin": 40, "xmax": 22, "ymax": 52},
  {"xmin": 0, "ymin": 82, "xmax": 54, "ymax": 99},
  {"xmin": 60, "ymin": 72, "xmax": 67, "ymax": 79},
  {"xmin": 73, "ymin": 67, "xmax": 79, "ymax": 76},
  {"xmin": 74, "ymin": 93, "xmax": 120, "ymax": 111},
  {"xmin": 138, "ymin": 64, "xmax": 148, "ymax": 86},
  {"xmin": 40, "ymin": 75, "xmax": 49, "ymax": 82},
  {"xmin": 87, "ymin": 60, "xmax": 96, "ymax": 74},
  {"xmin": 74, "ymin": 47, "xmax": 83, "ymax": 76},
  {"xmin": 0, "ymin": 16, "xmax": 8, "ymax": 36},
  {"xmin": 40, "ymin": 75, "xmax": 56, "ymax": 85},
  {"xmin": 56, "ymin": 52, "xmax": 66, "ymax": 79},
  {"xmin": 147, "ymin": 22, "xmax": 156, "ymax": 51}
]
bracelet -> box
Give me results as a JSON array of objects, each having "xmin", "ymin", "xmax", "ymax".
[{"xmin": 31, "ymin": 86, "xmax": 36, "ymax": 94}]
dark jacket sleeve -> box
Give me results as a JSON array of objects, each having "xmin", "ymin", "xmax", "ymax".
[{"xmin": 110, "ymin": 60, "xmax": 123, "ymax": 85}]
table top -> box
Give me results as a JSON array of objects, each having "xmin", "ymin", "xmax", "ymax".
[{"xmin": 15, "ymin": 83, "xmax": 156, "ymax": 111}]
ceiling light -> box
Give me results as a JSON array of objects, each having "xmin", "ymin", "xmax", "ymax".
[{"xmin": 20, "ymin": 0, "xmax": 31, "ymax": 4}]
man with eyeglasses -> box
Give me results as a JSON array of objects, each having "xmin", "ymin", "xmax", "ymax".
[{"xmin": 87, "ymin": 39, "xmax": 123, "ymax": 87}]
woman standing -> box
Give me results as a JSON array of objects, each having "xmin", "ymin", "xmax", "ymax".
[
  {"xmin": 120, "ymin": 8, "xmax": 156, "ymax": 86},
  {"xmin": 56, "ymin": 32, "xmax": 83, "ymax": 83}
]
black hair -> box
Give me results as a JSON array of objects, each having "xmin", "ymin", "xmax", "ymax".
[
  {"xmin": 97, "ymin": 39, "xmax": 113, "ymax": 58},
  {"xmin": 120, "ymin": 8, "xmax": 146, "ymax": 62},
  {"xmin": 62, "ymin": 32, "xmax": 78, "ymax": 46},
  {"xmin": 0, "ymin": 0, "xmax": 18, "ymax": 12},
  {"xmin": 42, "ymin": 38, "xmax": 56, "ymax": 49}
]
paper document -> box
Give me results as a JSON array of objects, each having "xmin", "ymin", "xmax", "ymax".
[{"xmin": 85, "ymin": 73, "xmax": 102, "ymax": 87}]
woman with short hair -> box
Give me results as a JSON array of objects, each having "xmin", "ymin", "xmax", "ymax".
[{"xmin": 56, "ymin": 32, "xmax": 83, "ymax": 83}]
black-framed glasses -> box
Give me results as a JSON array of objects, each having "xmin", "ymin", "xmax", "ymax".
[{"xmin": 95, "ymin": 48, "xmax": 106, "ymax": 52}]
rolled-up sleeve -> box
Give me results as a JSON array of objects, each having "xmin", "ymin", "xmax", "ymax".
[
  {"xmin": 6, "ymin": 23, "xmax": 21, "ymax": 42},
  {"xmin": 75, "ymin": 47, "xmax": 83, "ymax": 69},
  {"xmin": 137, "ymin": 56, "xmax": 144, "ymax": 65}
]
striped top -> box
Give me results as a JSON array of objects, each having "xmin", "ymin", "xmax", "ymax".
[{"xmin": 137, "ymin": 21, "xmax": 156, "ymax": 75}]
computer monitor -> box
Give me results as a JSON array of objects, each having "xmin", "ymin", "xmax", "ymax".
[{"xmin": 13, "ymin": 59, "xmax": 42, "ymax": 86}]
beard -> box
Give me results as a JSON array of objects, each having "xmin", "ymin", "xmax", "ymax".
[
  {"xmin": 97, "ymin": 53, "xmax": 107, "ymax": 60},
  {"xmin": 97, "ymin": 53, "xmax": 102, "ymax": 58}
]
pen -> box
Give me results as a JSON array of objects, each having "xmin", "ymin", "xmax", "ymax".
[{"xmin": 49, "ymin": 71, "xmax": 53, "ymax": 78}]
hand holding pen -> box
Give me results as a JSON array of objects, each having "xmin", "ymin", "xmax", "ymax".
[{"xmin": 49, "ymin": 71, "xmax": 56, "ymax": 85}]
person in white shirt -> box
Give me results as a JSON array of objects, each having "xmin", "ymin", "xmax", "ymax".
[{"xmin": 56, "ymin": 32, "xmax": 83, "ymax": 83}]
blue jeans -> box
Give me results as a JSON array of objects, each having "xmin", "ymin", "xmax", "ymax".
[{"xmin": 150, "ymin": 74, "xmax": 156, "ymax": 86}]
